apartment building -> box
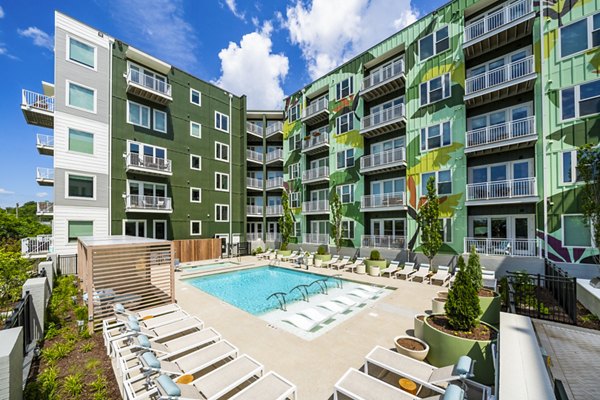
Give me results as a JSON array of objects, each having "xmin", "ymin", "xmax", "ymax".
[
  {"xmin": 22, "ymin": 12, "xmax": 246, "ymax": 255},
  {"xmin": 282, "ymin": 0, "xmax": 599, "ymax": 264}
]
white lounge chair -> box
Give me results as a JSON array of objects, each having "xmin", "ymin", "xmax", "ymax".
[
  {"xmin": 380, "ymin": 261, "xmax": 400, "ymax": 277},
  {"xmin": 256, "ymin": 249, "xmax": 272, "ymax": 259},
  {"xmin": 411, "ymin": 264, "xmax": 431, "ymax": 282},
  {"xmin": 449, "ymin": 267, "xmax": 460, "ymax": 287},
  {"xmin": 345, "ymin": 257, "xmax": 365, "ymax": 273},
  {"xmin": 334, "ymin": 368, "xmax": 428, "ymax": 400},
  {"xmin": 331, "ymin": 256, "xmax": 350, "ymax": 270},
  {"xmin": 323, "ymin": 255, "xmax": 340, "ymax": 268},
  {"xmin": 355, "ymin": 285, "xmax": 385, "ymax": 297},
  {"xmin": 348, "ymin": 289, "xmax": 375, "ymax": 301},
  {"xmin": 482, "ymin": 270, "xmax": 497, "ymax": 291},
  {"xmin": 297, "ymin": 307, "xmax": 336, "ymax": 324},
  {"xmin": 282, "ymin": 314, "xmax": 320, "ymax": 331},
  {"xmin": 114, "ymin": 303, "xmax": 181, "ymax": 320},
  {"xmin": 228, "ymin": 371, "xmax": 297, "ymax": 400},
  {"xmin": 396, "ymin": 262, "xmax": 417, "ymax": 280},
  {"xmin": 279, "ymin": 251, "xmax": 298, "ymax": 262},
  {"xmin": 430, "ymin": 266, "xmax": 451, "ymax": 286},
  {"xmin": 317, "ymin": 300, "xmax": 351, "ymax": 314},
  {"xmin": 331, "ymin": 296, "xmax": 357, "ymax": 308}
]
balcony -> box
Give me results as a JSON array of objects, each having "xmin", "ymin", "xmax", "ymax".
[
  {"xmin": 246, "ymin": 233, "xmax": 262, "ymax": 242},
  {"xmin": 361, "ymin": 58, "xmax": 405, "ymax": 101},
  {"xmin": 36, "ymin": 134, "xmax": 54, "ymax": 156},
  {"xmin": 361, "ymin": 192, "xmax": 407, "ymax": 212},
  {"xmin": 266, "ymin": 177, "xmax": 284, "ymax": 190},
  {"xmin": 125, "ymin": 194, "xmax": 172, "ymax": 213},
  {"xmin": 463, "ymin": 0, "xmax": 535, "ymax": 59},
  {"xmin": 266, "ymin": 205, "xmax": 283, "ymax": 217},
  {"xmin": 302, "ymin": 97, "xmax": 329, "ymax": 126},
  {"xmin": 464, "ymin": 237, "xmax": 539, "ymax": 257},
  {"xmin": 125, "ymin": 153, "xmax": 172, "ymax": 176},
  {"xmin": 302, "ymin": 127, "xmax": 329, "ymax": 155},
  {"xmin": 246, "ymin": 177, "xmax": 264, "ymax": 190},
  {"xmin": 360, "ymin": 148, "xmax": 406, "ymax": 174},
  {"xmin": 21, "ymin": 90, "xmax": 54, "ymax": 128},
  {"xmin": 266, "ymin": 233, "xmax": 282, "ymax": 242},
  {"xmin": 21, "ymin": 235, "xmax": 53, "ymax": 258},
  {"xmin": 246, "ymin": 149, "xmax": 264, "ymax": 164},
  {"xmin": 36, "ymin": 201, "xmax": 54, "ymax": 216},
  {"xmin": 302, "ymin": 200, "xmax": 329, "ymax": 215},
  {"xmin": 302, "ymin": 166, "xmax": 329, "ymax": 185},
  {"xmin": 266, "ymin": 121, "xmax": 283, "ymax": 139},
  {"xmin": 303, "ymin": 234, "xmax": 329, "ymax": 245},
  {"xmin": 265, "ymin": 149, "xmax": 283, "ymax": 164},
  {"xmin": 465, "ymin": 116, "xmax": 537, "ymax": 154},
  {"xmin": 36, "ymin": 167, "xmax": 54, "ymax": 186},
  {"xmin": 360, "ymin": 104, "xmax": 405, "ymax": 138},
  {"xmin": 464, "ymin": 56, "xmax": 536, "ymax": 106},
  {"xmin": 247, "ymin": 122, "xmax": 264, "ymax": 138},
  {"xmin": 125, "ymin": 68, "xmax": 172, "ymax": 105},
  {"xmin": 466, "ymin": 177, "xmax": 537, "ymax": 205},
  {"xmin": 246, "ymin": 205, "xmax": 264, "ymax": 217},
  {"xmin": 361, "ymin": 235, "xmax": 406, "ymax": 249}
]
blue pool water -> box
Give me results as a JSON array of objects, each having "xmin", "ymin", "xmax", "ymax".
[{"xmin": 185, "ymin": 266, "xmax": 343, "ymax": 315}]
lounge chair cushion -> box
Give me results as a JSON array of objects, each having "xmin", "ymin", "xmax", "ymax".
[
  {"xmin": 128, "ymin": 315, "xmax": 139, "ymax": 324},
  {"xmin": 455, "ymin": 356, "xmax": 472, "ymax": 376},
  {"xmin": 142, "ymin": 351, "xmax": 161, "ymax": 369},
  {"xmin": 442, "ymin": 384, "xmax": 464, "ymax": 400},
  {"xmin": 156, "ymin": 374, "xmax": 181, "ymax": 396},
  {"xmin": 137, "ymin": 335, "xmax": 151, "ymax": 348},
  {"xmin": 114, "ymin": 303, "xmax": 126, "ymax": 314},
  {"xmin": 128, "ymin": 319, "xmax": 140, "ymax": 332}
]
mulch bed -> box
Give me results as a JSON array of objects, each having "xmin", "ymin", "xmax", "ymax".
[
  {"xmin": 478, "ymin": 288, "xmax": 495, "ymax": 297},
  {"xmin": 576, "ymin": 302, "xmax": 600, "ymax": 330},
  {"xmin": 396, "ymin": 337, "xmax": 426, "ymax": 351},
  {"xmin": 428, "ymin": 315, "xmax": 497, "ymax": 341}
]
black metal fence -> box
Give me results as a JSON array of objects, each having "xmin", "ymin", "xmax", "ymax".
[
  {"xmin": 57, "ymin": 254, "xmax": 77, "ymax": 275},
  {"xmin": 3, "ymin": 292, "xmax": 35, "ymax": 355},
  {"xmin": 505, "ymin": 260, "xmax": 577, "ymax": 325}
]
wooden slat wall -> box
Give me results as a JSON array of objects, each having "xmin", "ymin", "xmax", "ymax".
[{"xmin": 173, "ymin": 239, "xmax": 221, "ymax": 262}]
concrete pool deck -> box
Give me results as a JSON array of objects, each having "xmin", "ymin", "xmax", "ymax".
[{"xmin": 174, "ymin": 256, "xmax": 442, "ymax": 399}]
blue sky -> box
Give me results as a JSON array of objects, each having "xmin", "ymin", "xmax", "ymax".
[{"xmin": 0, "ymin": 0, "xmax": 447, "ymax": 207}]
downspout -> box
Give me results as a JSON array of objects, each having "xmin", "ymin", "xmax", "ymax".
[{"xmin": 540, "ymin": 2, "xmax": 549, "ymax": 260}]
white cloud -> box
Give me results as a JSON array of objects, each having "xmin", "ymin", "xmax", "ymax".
[
  {"xmin": 224, "ymin": 0, "xmax": 246, "ymax": 21},
  {"xmin": 284, "ymin": 0, "xmax": 418, "ymax": 79},
  {"xmin": 111, "ymin": 0, "xmax": 199, "ymax": 72},
  {"xmin": 17, "ymin": 27, "xmax": 54, "ymax": 51},
  {"xmin": 0, "ymin": 188, "xmax": 15, "ymax": 195},
  {"xmin": 36, "ymin": 192, "xmax": 48, "ymax": 198},
  {"xmin": 0, "ymin": 6, "xmax": 5, "ymax": 19},
  {"xmin": 214, "ymin": 22, "xmax": 289, "ymax": 109}
]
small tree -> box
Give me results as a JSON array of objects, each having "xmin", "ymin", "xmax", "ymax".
[
  {"xmin": 445, "ymin": 256, "xmax": 481, "ymax": 331},
  {"xmin": 279, "ymin": 190, "xmax": 294, "ymax": 251},
  {"xmin": 418, "ymin": 176, "xmax": 443, "ymax": 266},
  {"xmin": 467, "ymin": 245, "xmax": 483, "ymax": 292},
  {"xmin": 578, "ymin": 145, "xmax": 600, "ymax": 262},
  {"xmin": 330, "ymin": 191, "xmax": 343, "ymax": 254}
]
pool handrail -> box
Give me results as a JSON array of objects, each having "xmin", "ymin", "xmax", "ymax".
[{"xmin": 266, "ymin": 292, "xmax": 288, "ymax": 311}]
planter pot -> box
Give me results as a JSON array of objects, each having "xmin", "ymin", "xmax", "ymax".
[
  {"xmin": 314, "ymin": 259, "xmax": 323, "ymax": 268},
  {"xmin": 365, "ymin": 259, "xmax": 387, "ymax": 276},
  {"xmin": 368, "ymin": 266, "xmax": 381, "ymax": 277},
  {"xmin": 355, "ymin": 263, "xmax": 366, "ymax": 275},
  {"xmin": 394, "ymin": 335, "xmax": 429, "ymax": 361},
  {"xmin": 437, "ymin": 291, "xmax": 448, "ymax": 300},
  {"xmin": 423, "ymin": 315, "xmax": 498, "ymax": 385},
  {"xmin": 431, "ymin": 298, "xmax": 447, "ymax": 314},
  {"xmin": 414, "ymin": 314, "xmax": 427, "ymax": 340},
  {"xmin": 479, "ymin": 292, "xmax": 501, "ymax": 327},
  {"xmin": 277, "ymin": 250, "xmax": 292, "ymax": 257},
  {"xmin": 314, "ymin": 254, "xmax": 332, "ymax": 262}
]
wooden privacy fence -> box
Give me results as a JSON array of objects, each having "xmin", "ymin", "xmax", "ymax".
[{"xmin": 173, "ymin": 239, "xmax": 221, "ymax": 262}]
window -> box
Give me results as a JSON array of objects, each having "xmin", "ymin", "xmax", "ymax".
[
  {"xmin": 215, "ymin": 142, "xmax": 229, "ymax": 162},
  {"xmin": 154, "ymin": 220, "xmax": 167, "ymax": 240},
  {"xmin": 560, "ymin": 13, "xmax": 600, "ymax": 58},
  {"xmin": 341, "ymin": 220, "xmax": 355, "ymax": 239},
  {"xmin": 67, "ymin": 81, "xmax": 95, "ymax": 112},
  {"xmin": 68, "ymin": 36, "xmax": 95, "ymax": 69},
  {"xmin": 294, "ymin": 221, "xmax": 301, "ymax": 237},
  {"xmin": 127, "ymin": 101, "xmax": 150, "ymax": 128},
  {"xmin": 190, "ymin": 88, "xmax": 201, "ymax": 106},
  {"xmin": 439, "ymin": 218, "xmax": 452, "ymax": 243},
  {"xmin": 190, "ymin": 155, "xmax": 201, "ymax": 170},
  {"xmin": 190, "ymin": 121, "xmax": 201, "ymax": 138},
  {"xmin": 420, "ymin": 74, "xmax": 451, "ymax": 106},
  {"xmin": 67, "ymin": 174, "xmax": 94, "ymax": 199},
  {"xmin": 68, "ymin": 221, "xmax": 93, "ymax": 243},
  {"xmin": 337, "ymin": 149, "xmax": 355, "ymax": 169},
  {"xmin": 419, "ymin": 26, "xmax": 450, "ymax": 61},
  {"xmin": 336, "ymin": 112, "xmax": 354, "ymax": 134},
  {"xmin": 215, "ymin": 111, "xmax": 229, "ymax": 133},
  {"xmin": 124, "ymin": 220, "xmax": 146, "ymax": 237},
  {"xmin": 215, "ymin": 172, "xmax": 229, "ymax": 191},
  {"xmin": 288, "ymin": 104, "xmax": 300, "ymax": 122},
  {"xmin": 290, "ymin": 192, "xmax": 300, "ymax": 208},
  {"xmin": 153, "ymin": 109, "xmax": 167, "ymax": 133},
  {"xmin": 68, "ymin": 129, "xmax": 93, "ymax": 154},
  {"xmin": 421, "ymin": 121, "xmax": 451, "ymax": 151},
  {"xmin": 215, "ymin": 204, "xmax": 229, "ymax": 222},
  {"xmin": 190, "ymin": 187, "xmax": 201, "ymax": 203},
  {"xmin": 563, "ymin": 215, "xmax": 592, "ymax": 247},
  {"xmin": 421, "ymin": 170, "xmax": 452, "ymax": 196},
  {"xmin": 336, "ymin": 184, "xmax": 355, "ymax": 203},
  {"xmin": 288, "ymin": 134, "xmax": 302, "ymax": 151},
  {"xmin": 289, "ymin": 163, "xmax": 300, "ymax": 180},
  {"xmin": 562, "ymin": 150, "xmax": 582, "ymax": 184},
  {"xmin": 561, "ymin": 79, "xmax": 600, "ymax": 120},
  {"xmin": 190, "ymin": 220, "xmax": 202, "ymax": 236},
  {"xmin": 336, "ymin": 77, "xmax": 354, "ymax": 100}
]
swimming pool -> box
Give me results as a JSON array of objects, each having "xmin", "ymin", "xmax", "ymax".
[
  {"xmin": 181, "ymin": 261, "xmax": 238, "ymax": 273},
  {"xmin": 184, "ymin": 266, "xmax": 344, "ymax": 315}
]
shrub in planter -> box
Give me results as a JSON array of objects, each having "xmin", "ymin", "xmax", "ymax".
[
  {"xmin": 317, "ymin": 245, "xmax": 327, "ymax": 255},
  {"xmin": 365, "ymin": 249, "xmax": 386, "ymax": 274},
  {"xmin": 253, "ymin": 247, "xmax": 263, "ymax": 257},
  {"xmin": 445, "ymin": 255, "xmax": 481, "ymax": 331},
  {"xmin": 467, "ymin": 245, "xmax": 483, "ymax": 291},
  {"xmin": 369, "ymin": 250, "xmax": 381, "ymax": 260},
  {"xmin": 314, "ymin": 245, "xmax": 331, "ymax": 262}
]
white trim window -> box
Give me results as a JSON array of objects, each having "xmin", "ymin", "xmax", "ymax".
[
  {"xmin": 288, "ymin": 133, "xmax": 302, "ymax": 151},
  {"xmin": 153, "ymin": 220, "xmax": 167, "ymax": 240},
  {"xmin": 190, "ymin": 121, "xmax": 201, "ymax": 138},
  {"xmin": 66, "ymin": 173, "xmax": 95, "ymax": 199},
  {"xmin": 421, "ymin": 121, "xmax": 451, "ymax": 152},
  {"xmin": 153, "ymin": 109, "xmax": 167, "ymax": 133},
  {"xmin": 67, "ymin": 36, "xmax": 96, "ymax": 69},
  {"xmin": 128, "ymin": 141, "xmax": 167, "ymax": 163},
  {"xmin": 123, "ymin": 220, "xmax": 146, "ymax": 237},
  {"xmin": 215, "ymin": 172, "xmax": 229, "ymax": 191},
  {"xmin": 337, "ymin": 149, "xmax": 355, "ymax": 169},
  {"xmin": 336, "ymin": 112, "xmax": 354, "ymax": 134},
  {"xmin": 190, "ymin": 220, "xmax": 202, "ymax": 236},
  {"xmin": 420, "ymin": 74, "xmax": 451, "ymax": 106},
  {"xmin": 215, "ymin": 142, "xmax": 229, "ymax": 162},
  {"xmin": 68, "ymin": 128, "xmax": 94, "ymax": 154},
  {"xmin": 290, "ymin": 191, "xmax": 301, "ymax": 208},
  {"xmin": 190, "ymin": 154, "xmax": 202, "ymax": 171},
  {"xmin": 560, "ymin": 13, "xmax": 600, "ymax": 58},
  {"xmin": 439, "ymin": 218, "xmax": 452, "ymax": 243},
  {"xmin": 127, "ymin": 100, "xmax": 150, "ymax": 128},
  {"xmin": 68, "ymin": 220, "xmax": 93, "ymax": 243},
  {"xmin": 67, "ymin": 81, "xmax": 96, "ymax": 113},
  {"xmin": 190, "ymin": 88, "xmax": 201, "ymax": 106},
  {"xmin": 190, "ymin": 187, "xmax": 202, "ymax": 203},
  {"xmin": 293, "ymin": 221, "xmax": 301, "ymax": 237},
  {"xmin": 561, "ymin": 79, "xmax": 600, "ymax": 120},
  {"xmin": 289, "ymin": 163, "xmax": 300, "ymax": 180},
  {"xmin": 561, "ymin": 150, "xmax": 582, "ymax": 184},
  {"xmin": 215, "ymin": 204, "xmax": 229, "ymax": 222},
  {"xmin": 215, "ymin": 111, "xmax": 229, "ymax": 133},
  {"xmin": 288, "ymin": 103, "xmax": 300, "ymax": 122},
  {"xmin": 421, "ymin": 170, "xmax": 452, "ymax": 196},
  {"xmin": 419, "ymin": 26, "xmax": 449, "ymax": 62},
  {"xmin": 563, "ymin": 214, "xmax": 592, "ymax": 247},
  {"xmin": 336, "ymin": 184, "xmax": 355, "ymax": 204},
  {"xmin": 336, "ymin": 77, "xmax": 354, "ymax": 100},
  {"xmin": 341, "ymin": 220, "xmax": 355, "ymax": 240}
]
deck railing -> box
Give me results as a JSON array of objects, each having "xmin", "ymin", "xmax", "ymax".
[
  {"xmin": 36, "ymin": 167, "xmax": 54, "ymax": 181},
  {"xmin": 467, "ymin": 177, "xmax": 536, "ymax": 201},
  {"xmin": 302, "ymin": 200, "xmax": 329, "ymax": 213},
  {"xmin": 464, "ymin": 0, "xmax": 533, "ymax": 42},
  {"xmin": 465, "ymin": 56, "xmax": 534, "ymax": 95},
  {"xmin": 361, "ymin": 192, "xmax": 406, "ymax": 209},
  {"xmin": 266, "ymin": 177, "xmax": 283, "ymax": 189},
  {"xmin": 302, "ymin": 166, "xmax": 329, "ymax": 182},
  {"xmin": 266, "ymin": 205, "xmax": 283, "ymax": 216},
  {"xmin": 127, "ymin": 68, "xmax": 172, "ymax": 97},
  {"xmin": 246, "ymin": 205, "xmax": 264, "ymax": 215},
  {"xmin": 126, "ymin": 153, "xmax": 172, "ymax": 173},
  {"xmin": 465, "ymin": 237, "xmax": 539, "ymax": 257},
  {"xmin": 303, "ymin": 96, "xmax": 328, "ymax": 119},
  {"xmin": 303, "ymin": 234, "xmax": 329, "ymax": 244},
  {"xmin": 246, "ymin": 122, "xmax": 264, "ymax": 136},
  {"xmin": 125, "ymin": 195, "xmax": 172, "ymax": 211},
  {"xmin": 360, "ymin": 148, "xmax": 405, "ymax": 170},
  {"xmin": 266, "ymin": 121, "xmax": 283, "ymax": 136},
  {"xmin": 361, "ymin": 103, "xmax": 405, "ymax": 131},
  {"xmin": 246, "ymin": 149, "xmax": 264, "ymax": 163},
  {"xmin": 36, "ymin": 202, "xmax": 53, "ymax": 215},
  {"xmin": 303, "ymin": 127, "xmax": 329, "ymax": 151},
  {"xmin": 363, "ymin": 58, "xmax": 404, "ymax": 91},
  {"xmin": 361, "ymin": 235, "xmax": 406, "ymax": 249},
  {"xmin": 36, "ymin": 134, "xmax": 54, "ymax": 149},
  {"xmin": 265, "ymin": 149, "xmax": 283, "ymax": 162},
  {"xmin": 466, "ymin": 116, "xmax": 536, "ymax": 148},
  {"xmin": 21, "ymin": 235, "xmax": 53, "ymax": 257},
  {"xmin": 246, "ymin": 177, "xmax": 263, "ymax": 189},
  {"xmin": 22, "ymin": 90, "xmax": 54, "ymax": 112}
]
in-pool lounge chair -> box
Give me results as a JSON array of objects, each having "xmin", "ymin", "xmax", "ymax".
[
  {"xmin": 331, "ymin": 256, "xmax": 350, "ymax": 270},
  {"xmin": 430, "ymin": 266, "xmax": 451, "ymax": 286},
  {"xmin": 229, "ymin": 371, "xmax": 297, "ymax": 400},
  {"xmin": 345, "ymin": 257, "xmax": 365, "ymax": 273},
  {"xmin": 297, "ymin": 307, "xmax": 336, "ymax": 324},
  {"xmin": 323, "ymin": 255, "xmax": 340, "ymax": 268},
  {"xmin": 331, "ymin": 296, "xmax": 357, "ymax": 308},
  {"xmin": 317, "ymin": 300, "xmax": 352, "ymax": 314},
  {"xmin": 380, "ymin": 261, "xmax": 400, "ymax": 277},
  {"xmin": 355, "ymin": 285, "xmax": 385, "ymax": 297},
  {"xmin": 396, "ymin": 262, "xmax": 417, "ymax": 280},
  {"xmin": 282, "ymin": 314, "xmax": 320, "ymax": 331},
  {"xmin": 347, "ymin": 289, "xmax": 376, "ymax": 301},
  {"xmin": 411, "ymin": 264, "xmax": 431, "ymax": 283}
]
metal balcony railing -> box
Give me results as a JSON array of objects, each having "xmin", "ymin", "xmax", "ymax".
[
  {"xmin": 303, "ymin": 234, "xmax": 329, "ymax": 244},
  {"xmin": 22, "ymin": 90, "xmax": 54, "ymax": 112},
  {"xmin": 36, "ymin": 134, "xmax": 54, "ymax": 149},
  {"xmin": 266, "ymin": 205, "xmax": 283, "ymax": 216},
  {"xmin": 266, "ymin": 177, "xmax": 284, "ymax": 189},
  {"xmin": 360, "ymin": 148, "xmax": 405, "ymax": 170},
  {"xmin": 246, "ymin": 177, "xmax": 264, "ymax": 189},
  {"xmin": 302, "ymin": 200, "xmax": 329, "ymax": 213},
  {"xmin": 465, "ymin": 56, "xmax": 535, "ymax": 96},
  {"xmin": 246, "ymin": 149, "xmax": 264, "ymax": 163},
  {"xmin": 266, "ymin": 233, "xmax": 282, "ymax": 242},
  {"xmin": 246, "ymin": 205, "xmax": 264, "ymax": 215},
  {"xmin": 302, "ymin": 127, "xmax": 329, "ymax": 151},
  {"xmin": 303, "ymin": 96, "xmax": 328, "ymax": 119},
  {"xmin": 464, "ymin": 237, "xmax": 539, "ymax": 257},
  {"xmin": 36, "ymin": 202, "xmax": 53, "ymax": 215},
  {"xmin": 265, "ymin": 149, "xmax": 283, "ymax": 162},
  {"xmin": 246, "ymin": 233, "xmax": 262, "ymax": 242},
  {"xmin": 464, "ymin": 0, "xmax": 533, "ymax": 43},
  {"xmin": 126, "ymin": 153, "xmax": 172, "ymax": 174},
  {"xmin": 361, "ymin": 192, "xmax": 406, "ymax": 209},
  {"xmin": 466, "ymin": 116, "xmax": 536, "ymax": 148},
  {"xmin": 21, "ymin": 235, "xmax": 53, "ymax": 257},
  {"xmin": 126, "ymin": 68, "xmax": 172, "ymax": 97},
  {"xmin": 363, "ymin": 58, "xmax": 404, "ymax": 91},
  {"xmin": 302, "ymin": 166, "xmax": 329, "ymax": 183},
  {"xmin": 466, "ymin": 177, "xmax": 536, "ymax": 201},
  {"xmin": 36, "ymin": 167, "xmax": 54, "ymax": 181},
  {"xmin": 125, "ymin": 195, "xmax": 172, "ymax": 211},
  {"xmin": 361, "ymin": 103, "xmax": 405, "ymax": 131},
  {"xmin": 361, "ymin": 235, "xmax": 406, "ymax": 249},
  {"xmin": 266, "ymin": 121, "xmax": 283, "ymax": 137},
  {"xmin": 246, "ymin": 122, "xmax": 264, "ymax": 136}
]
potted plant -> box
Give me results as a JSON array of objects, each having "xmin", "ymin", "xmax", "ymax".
[
  {"xmin": 314, "ymin": 245, "xmax": 331, "ymax": 266},
  {"xmin": 468, "ymin": 246, "xmax": 501, "ymax": 327},
  {"xmin": 431, "ymin": 296, "xmax": 447, "ymax": 314},
  {"xmin": 304, "ymin": 134, "xmax": 311, "ymax": 140},
  {"xmin": 413, "ymin": 313, "xmax": 428, "ymax": 340},
  {"xmin": 364, "ymin": 250, "xmax": 386, "ymax": 276},
  {"xmin": 393, "ymin": 335, "xmax": 429, "ymax": 361}
]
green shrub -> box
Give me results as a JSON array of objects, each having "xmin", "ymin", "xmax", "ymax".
[
  {"xmin": 41, "ymin": 341, "xmax": 74, "ymax": 362},
  {"xmin": 81, "ymin": 342, "xmax": 94, "ymax": 353},
  {"xmin": 369, "ymin": 250, "xmax": 381, "ymax": 261},
  {"xmin": 93, "ymin": 390, "xmax": 109, "ymax": 400},
  {"xmin": 79, "ymin": 328, "xmax": 92, "ymax": 339},
  {"xmin": 253, "ymin": 247, "xmax": 262, "ymax": 256},
  {"xmin": 74, "ymin": 306, "xmax": 88, "ymax": 321},
  {"xmin": 38, "ymin": 365, "xmax": 59, "ymax": 400},
  {"xmin": 467, "ymin": 245, "xmax": 483, "ymax": 291},
  {"xmin": 280, "ymin": 243, "xmax": 288, "ymax": 251},
  {"xmin": 317, "ymin": 245, "xmax": 327, "ymax": 255},
  {"xmin": 63, "ymin": 373, "xmax": 83, "ymax": 398},
  {"xmin": 85, "ymin": 358, "xmax": 101, "ymax": 371},
  {"xmin": 445, "ymin": 255, "xmax": 481, "ymax": 331},
  {"xmin": 89, "ymin": 374, "xmax": 107, "ymax": 392},
  {"xmin": 44, "ymin": 323, "xmax": 60, "ymax": 340}
]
